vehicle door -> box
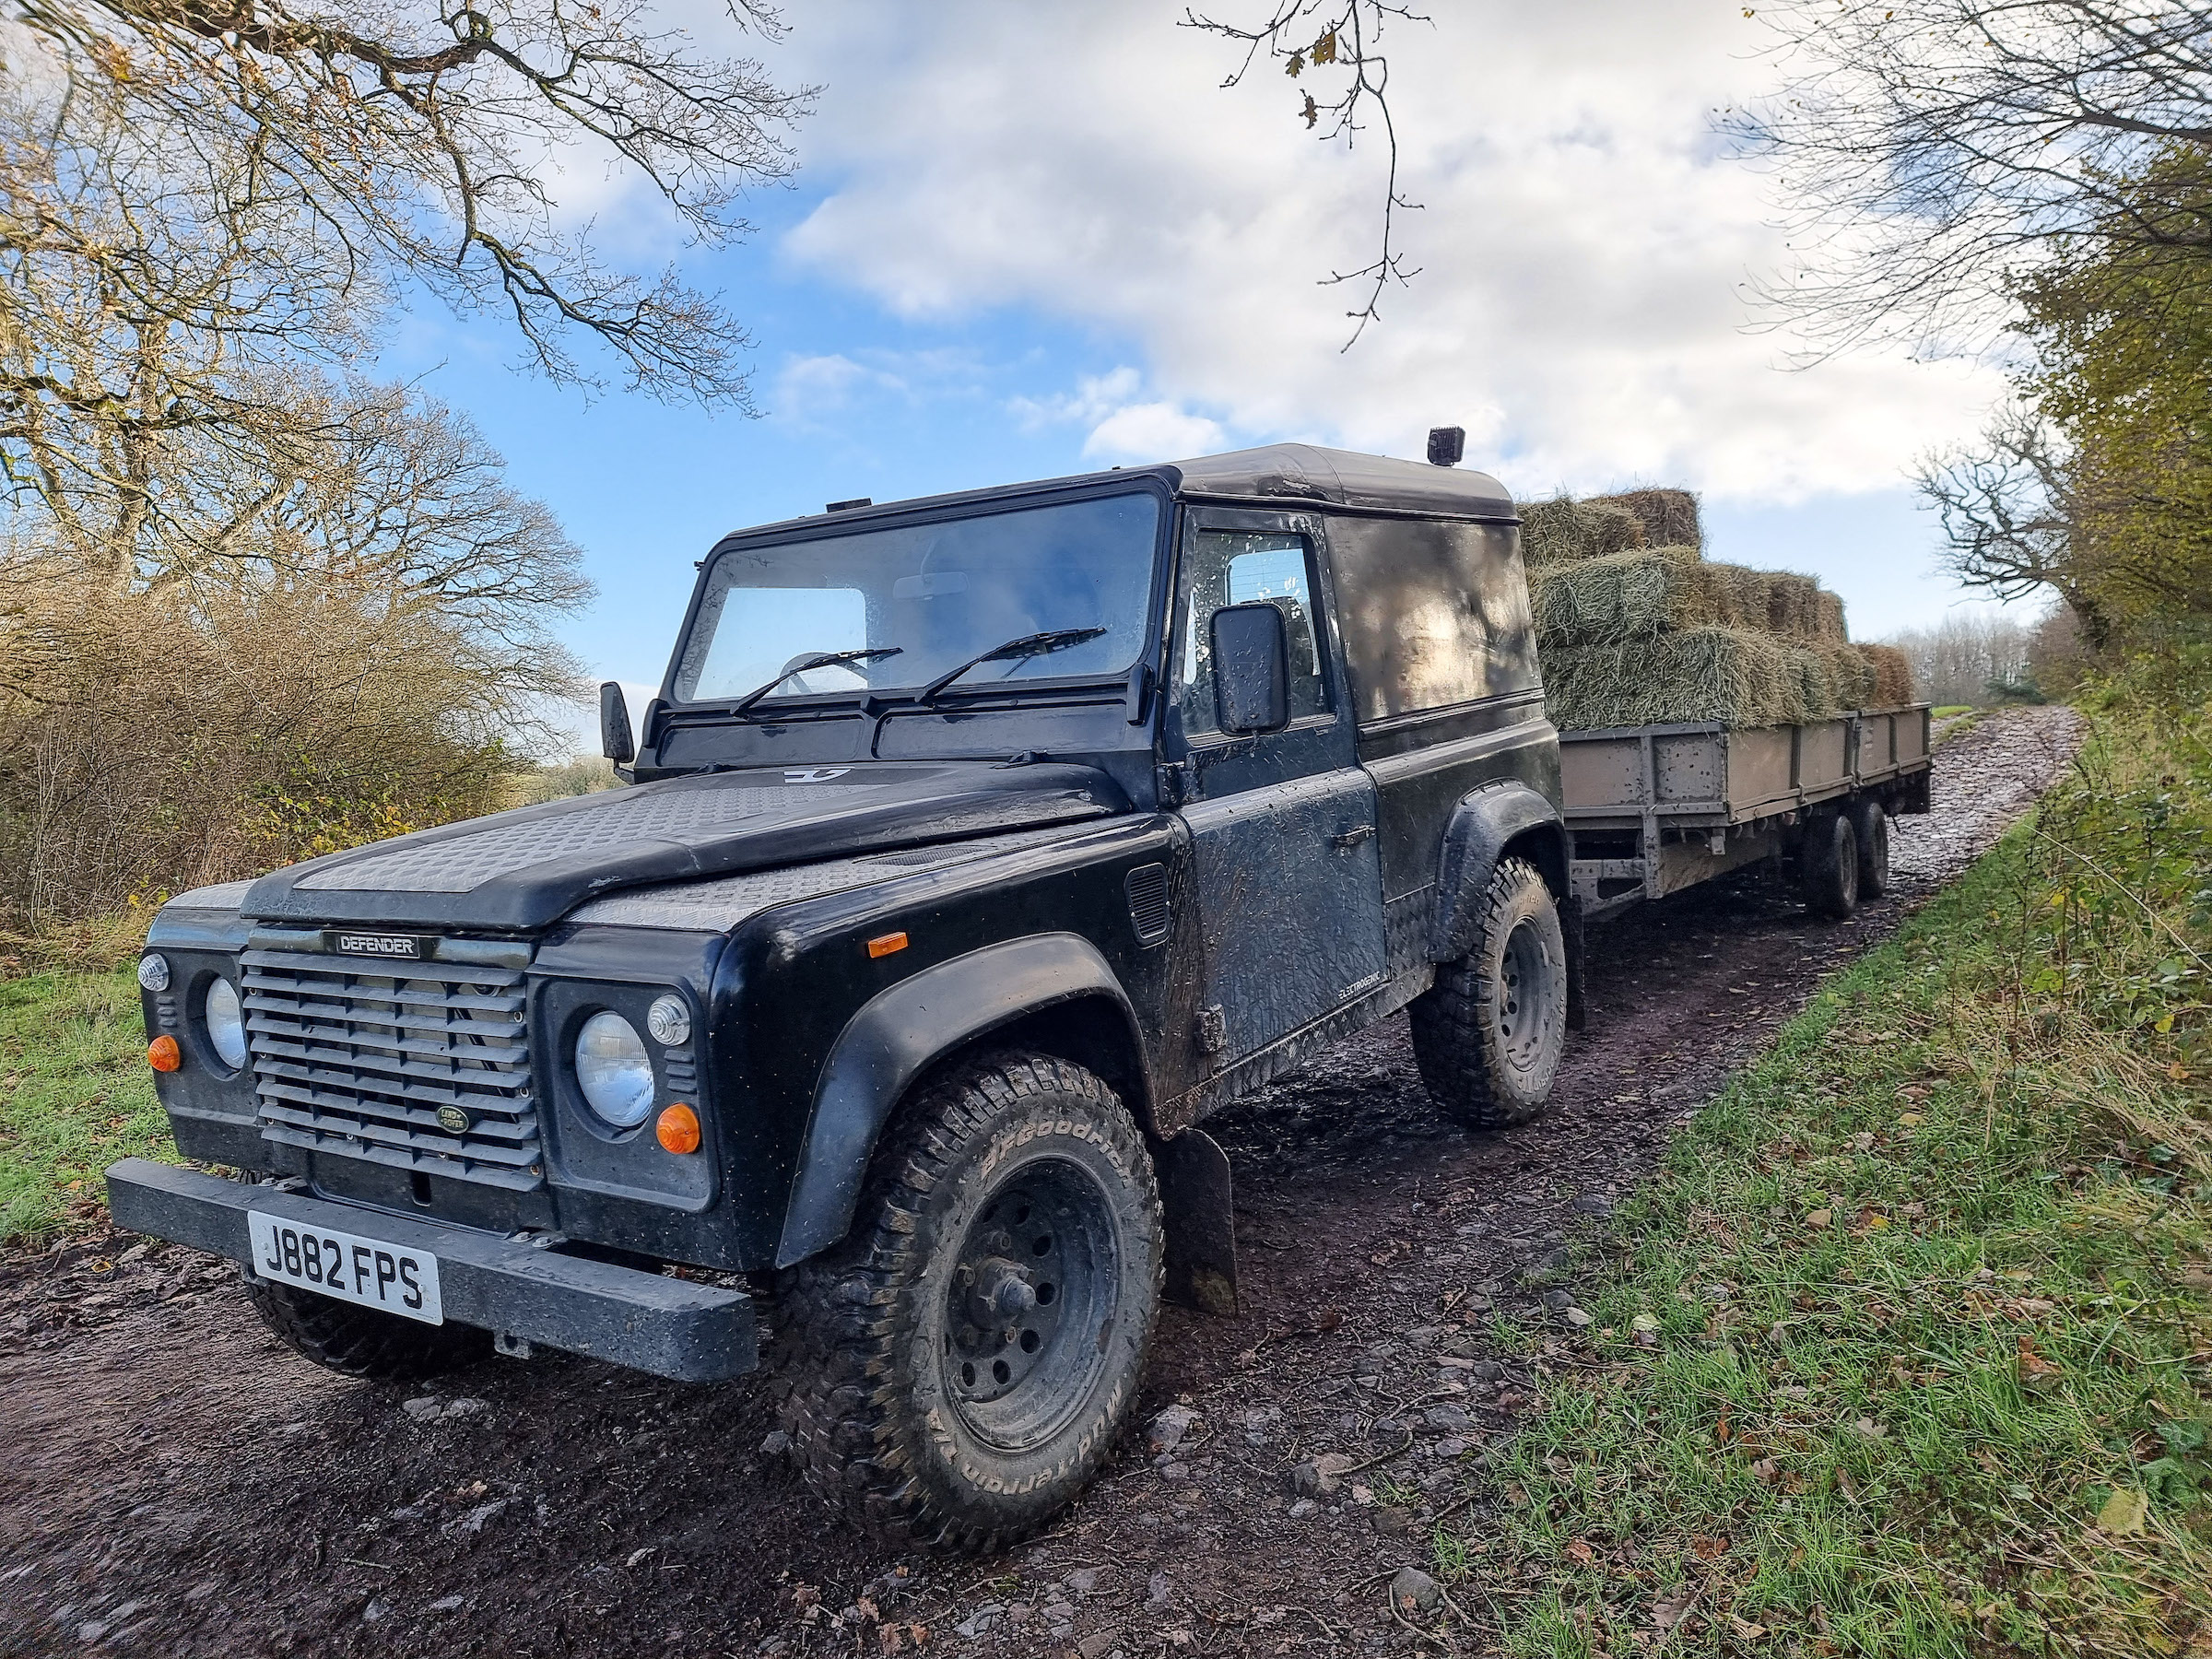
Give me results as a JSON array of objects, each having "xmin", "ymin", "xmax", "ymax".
[{"xmin": 1169, "ymin": 507, "xmax": 1388, "ymax": 1067}]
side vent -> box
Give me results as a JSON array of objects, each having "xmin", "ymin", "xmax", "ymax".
[{"xmin": 1124, "ymin": 863, "xmax": 1171, "ymax": 947}]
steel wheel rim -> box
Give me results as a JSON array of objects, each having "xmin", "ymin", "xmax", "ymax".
[
  {"xmin": 1496, "ymin": 918, "xmax": 1554, "ymax": 1069},
  {"xmin": 939, "ymin": 1152, "xmax": 1120, "ymax": 1453}
]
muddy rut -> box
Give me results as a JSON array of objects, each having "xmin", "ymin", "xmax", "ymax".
[{"xmin": 0, "ymin": 708, "xmax": 2080, "ymax": 1659}]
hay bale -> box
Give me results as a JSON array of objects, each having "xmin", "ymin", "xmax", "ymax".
[
  {"xmin": 1814, "ymin": 590, "xmax": 1848, "ymax": 643},
  {"xmin": 1518, "ymin": 497, "xmax": 1646, "ymax": 566},
  {"xmin": 1822, "ymin": 642, "xmax": 1877, "ymax": 710},
  {"xmin": 1533, "ymin": 548, "xmax": 1763, "ymax": 647},
  {"xmin": 1859, "ymin": 642, "xmax": 1916, "ymax": 706},
  {"xmin": 1590, "ymin": 488, "xmax": 1701, "ymax": 551},
  {"xmin": 1539, "ymin": 628, "xmax": 1804, "ymax": 730}
]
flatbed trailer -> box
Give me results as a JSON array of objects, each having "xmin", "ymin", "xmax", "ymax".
[{"xmin": 1559, "ymin": 705, "xmax": 1934, "ymax": 918}]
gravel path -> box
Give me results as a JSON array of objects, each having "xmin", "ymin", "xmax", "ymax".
[{"xmin": 0, "ymin": 707, "xmax": 2083, "ymax": 1659}]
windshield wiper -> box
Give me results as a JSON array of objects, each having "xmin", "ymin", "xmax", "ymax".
[
  {"xmin": 732, "ymin": 646, "xmax": 904, "ymax": 716},
  {"xmin": 915, "ymin": 628, "xmax": 1109, "ymax": 705}
]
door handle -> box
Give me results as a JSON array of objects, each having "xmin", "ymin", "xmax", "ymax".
[{"xmin": 1331, "ymin": 824, "xmax": 1375, "ymax": 851}]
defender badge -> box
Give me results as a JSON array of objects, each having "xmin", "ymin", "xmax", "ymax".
[
  {"xmin": 783, "ymin": 767, "xmax": 850, "ymax": 782},
  {"xmin": 435, "ymin": 1105, "xmax": 472, "ymax": 1135}
]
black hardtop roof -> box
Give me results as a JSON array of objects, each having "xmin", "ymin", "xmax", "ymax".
[{"xmin": 712, "ymin": 442, "xmax": 1517, "ymax": 550}]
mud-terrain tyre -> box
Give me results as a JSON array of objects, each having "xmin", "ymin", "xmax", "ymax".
[
  {"xmin": 1800, "ymin": 810, "xmax": 1860, "ymax": 920},
  {"xmin": 1409, "ymin": 857, "xmax": 1569, "ymax": 1129},
  {"xmin": 244, "ymin": 1277, "xmax": 492, "ymax": 1381},
  {"xmin": 779, "ymin": 1050, "xmax": 1163, "ymax": 1552},
  {"xmin": 1848, "ymin": 797, "xmax": 1890, "ymax": 899}
]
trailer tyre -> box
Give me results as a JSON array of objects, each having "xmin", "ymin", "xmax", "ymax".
[
  {"xmin": 245, "ymin": 1277, "xmax": 492, "ymax": 1381},
  {"xmin": 1800, "ymin": 811, "xmax": 1860, "ymax": 920},
  {"xmin": 1410, "ymin": 857, "xmax": 1569, "ymax": 1129},
  {"xmin": 779, "ymin": 1050, "xmax": 1163, "ymax": 1553},
  {"xmin": 1848, "ymin": 798, "xmax": 1890, "ymax": 899}
]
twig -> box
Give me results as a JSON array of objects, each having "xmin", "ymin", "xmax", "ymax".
[
  {"xmin": 1339, "ymin": 1432, "xmax": 1417, "ymax": 1476},
  {"xmin": 2030, "ymin": 828, "xmax": 2212, "ymax": 973}
]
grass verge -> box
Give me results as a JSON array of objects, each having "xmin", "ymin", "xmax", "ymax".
[
  {"xmin": 1442, "ymin": 694, "xmax": 2212, "ymax": 1656},
  {"xmin": 0, "ymin": 967, "xmax": 176, "ymax": 1243}
]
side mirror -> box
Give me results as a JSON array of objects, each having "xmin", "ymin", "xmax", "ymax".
[
  {"xmin": 599, "ymin": 681, "xmax": 636, "ymax": 765},
  {"xmin": 1209, "ymin": 603, "xmax": 1290, "ymax": 734}
]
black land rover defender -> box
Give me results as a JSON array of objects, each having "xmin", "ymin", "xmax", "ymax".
[{"xmin": 109, "ymin": 440, "xmax": 1574, "ymax": 1549}]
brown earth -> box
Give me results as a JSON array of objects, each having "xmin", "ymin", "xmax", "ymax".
[{"xmin": 0, "ymin": 708, "xmax": 2081, "ymax": 1659}]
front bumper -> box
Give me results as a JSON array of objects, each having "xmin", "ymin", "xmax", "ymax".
[{"xmin": 105, "ymin": 1159, "xmax": 756, "ymax": 1383}]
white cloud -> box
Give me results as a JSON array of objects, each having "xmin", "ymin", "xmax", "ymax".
[
  {"xmin": 763, "ymin": 2, "xmax": 2004, "ymax": 505},
  {"xmin": 1083, "ymin": 402, "xmax": 1227, "ymax": 461}
]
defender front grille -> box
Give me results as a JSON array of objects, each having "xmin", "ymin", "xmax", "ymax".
[{"xmin": 241, "ymin": 948, "xmax": 542, "ymax": 1192}]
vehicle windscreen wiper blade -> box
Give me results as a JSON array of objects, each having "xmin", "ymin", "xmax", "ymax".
[
  {"xmin": 732, "ymin": 646, "xmax": 903, "ymax": 716},
  {"xmin": 915, "ymin": 628, "xmax": 1109, "ymax": 705}
]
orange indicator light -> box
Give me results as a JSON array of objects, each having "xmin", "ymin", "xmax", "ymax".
[
  {"xmin": 656, "ymin": 1103, "xmax": 701, "ymax": 1155},
  {"xmin": 866, "ymin": 931, "xmax": 910, "ymax": 959},
  {"xmin": 147, "ymin": 1035, "xmax": 181, "ymax": 1073}
]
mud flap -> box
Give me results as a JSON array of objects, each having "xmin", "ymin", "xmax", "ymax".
[
  {"xmin": 1157, "ymin": 1128, "xmax": 1239, "ymax": 1317},
  {"xmin": 1562, "ymin": 893, "xmax": 1587, "ymax": 1032}
]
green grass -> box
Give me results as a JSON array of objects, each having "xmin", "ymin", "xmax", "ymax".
[
  {"xmin": 0, "ymin": 967, "xmax": 177, "ymax": 1243},
  {"xmin": 1930, "ymin": 703, "xmax": 1977, "ymax": 719},
  {"xmin": 1438, "ymin": 691, "xmax": 2212, "ymax": 1656}
]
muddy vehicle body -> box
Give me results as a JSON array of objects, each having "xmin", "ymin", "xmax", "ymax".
[{"xmin": 109, "ymin": 438, "xmax": 1925, "ymax": 1547}]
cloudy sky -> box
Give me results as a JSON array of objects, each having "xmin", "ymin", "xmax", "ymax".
[{"xmin": 380, "ymin": 2, "xmax": 2020, "ymax": 746}]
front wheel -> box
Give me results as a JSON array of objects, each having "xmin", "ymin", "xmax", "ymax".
[
  {"xmin": 779, "ymin": 1051, "xmax": 1163, "ymax": 1552},
  {"xmin": 1410, "ymin": 856, "xmax": 1570, "ymax": 1129},
  {"xmin": 245, "ymin": 1277, "xmax": 491, "ymax": 1381}
]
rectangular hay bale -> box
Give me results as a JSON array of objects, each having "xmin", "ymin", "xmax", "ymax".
[
  {"xmin": 1858, "ymin": 642, "xmax": 1917, "ymax": 706},
  {"xmin": 1533, "ymin": 549, "xmax": 1761, "ymax": 647},
  {"xmin": 1539, "ymin": 627, "xmax": 1808, "ymax": 731},
  {"xmin": 1589, "ymin": 488, "xmax": 1702, "ymax": 551},
  {"xmin": 1517, "ymin": 497, "xmax": 1646, "ymax": 567}
]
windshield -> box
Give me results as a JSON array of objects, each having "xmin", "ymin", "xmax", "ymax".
[{"xmin": 673, "ymin": 492, "xmax": 1163, "ymax": 706}]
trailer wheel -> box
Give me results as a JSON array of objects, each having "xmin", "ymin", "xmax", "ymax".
[
  {"xmin": 1410, "ymin": 857, "xmax": 1569, "ymax": 1129},
  {"xmin": 1800, "ymin": 811, "xmax": 1860, "ymax": 919},
  {"xmin": 245, "ymin": 1277, "xmax": 492, "ymax": 1381},
  {"xmin": 1848, "ymin": 798, "xmax": 1890, "ymax": 898},
  {"xmin": 779, "ymin": 1051, "xmax": 1162, "ymax": 1553}
]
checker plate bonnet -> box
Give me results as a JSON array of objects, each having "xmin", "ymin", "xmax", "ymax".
[{"xmin": 241, "ymin": 761, "xmax": 1125, "ymax": 932}]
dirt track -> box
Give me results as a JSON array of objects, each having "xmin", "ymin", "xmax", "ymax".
[{"xmin": 0, "ymin": 708, "xmax": 2081, "ymax": 1659}]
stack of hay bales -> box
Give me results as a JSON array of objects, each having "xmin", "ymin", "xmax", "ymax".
[{"xmin": 1522, "ymin": 490, "xmax": 1917, "ymax": 731}]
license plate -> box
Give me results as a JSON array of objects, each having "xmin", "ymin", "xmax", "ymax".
[{"xmin": 246, "ymin": 1211, "xmax": 443, "ymax": 1324}]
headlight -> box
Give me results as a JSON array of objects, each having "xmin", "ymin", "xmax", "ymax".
[
  {"xmin": 137, "ymin": 954, "xmax": 171, "ymax": 993},
  {"xmin": 204, "ymin": 977, "xmax": 248, "ymax": 1070},
  {"xmin": 575, "ymin": 1011, "xmax": 655, "ymax": 1128}
]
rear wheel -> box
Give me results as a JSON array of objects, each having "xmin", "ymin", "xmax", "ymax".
[
  {"xmin": 1848, "ymin": 798, "xmax": 1890, "ymax": 898},
  {"xmin": 1800, "ymin": 811, "xmax": 1860, "ymax": 919},
  {"xmin": 1410, "ymin": 857, "xmax": 1569, "ymax": 1129},
  {"xmin": 245, "ymin": 1277, "xmax": 491, "ymax": 1382},
  {"xmin": 779, "ymin": 1051, "xmax": 1162, "ymax": 1552}
]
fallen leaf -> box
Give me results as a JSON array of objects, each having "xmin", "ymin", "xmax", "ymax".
[
  {"xmin": 2098, "ymin": 1487, "xmax": 2147, "ymax": 1535},
  {"xmin": 1729, "ymin": 1615, "xmax": 1771, "ymax": 1641},
  {"xmin": 1566, "ymin": 1539, "xmax": 1595, "ymax": 1566},
  {"xmin": 1805, "ymin": 1209, "xmax": 1831, "ymax": 1230},
  {"xmin": 1690, "ymin": 1534, "xmax": 1730, "ymax": 1560},
  {"xmin": 1898, "ymin": 1112, "xmax": 1925, "ymax": 1127}
]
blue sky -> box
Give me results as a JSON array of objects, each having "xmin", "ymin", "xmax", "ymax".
[{"xmin": 377, "ymin": 3, "xmax": 2031, "ymax": 755}]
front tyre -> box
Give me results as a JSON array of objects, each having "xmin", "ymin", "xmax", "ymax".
[
  {"xmin": 245, "ymin": 1277, "xmax": 491, "ymax": 1382},
  {"xmin": 1847, "ymin": 797, "xmax": 1891, "ymax": 899},
  {"xmin": 780, "ymin": 1051, "xmax": 1163, "ymax": 1552},
  {"xmin": 1800, "ymin": 810, "xmax": 1861, "ymax": 919},
  {"xmin": 1410, "ymin": 856, "xmax": 1570, "ymax": 1129}
]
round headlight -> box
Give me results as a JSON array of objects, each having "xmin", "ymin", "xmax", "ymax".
[
  {"xmin": 204, "ymin": 977, "xmax": 248, "ymax": 1070},
  {"xmin": 137, "ymin": 954, "xmax": 171, "ymax": 993},
  {"xmin": 645, "ymin": 994, "xmax": 691, "ymax": 1048},
  {"xmin": 575, "ymin": 1011, "xmax": 655, "ymax": 1128}
]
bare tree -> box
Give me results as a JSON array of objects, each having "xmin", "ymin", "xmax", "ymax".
[
  {"xmin": 1182, "ymin": 2, "xmax": 1426, "ymax": 347},
  {"xmin": 1915, "ymin": 402, "xmax": 2097, "ymax": 618},
  {"xmin": 1731, "ymin": 2, "xmax": 2212, "ymax": 359},
  {"xmin": 4, "ymin": 1, "xmax": 809, "ymax": 397}
]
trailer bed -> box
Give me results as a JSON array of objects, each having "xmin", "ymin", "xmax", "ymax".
[{"xmin": 1559, "ymin": 706, "xmax": 1932, "ymax": 915}]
